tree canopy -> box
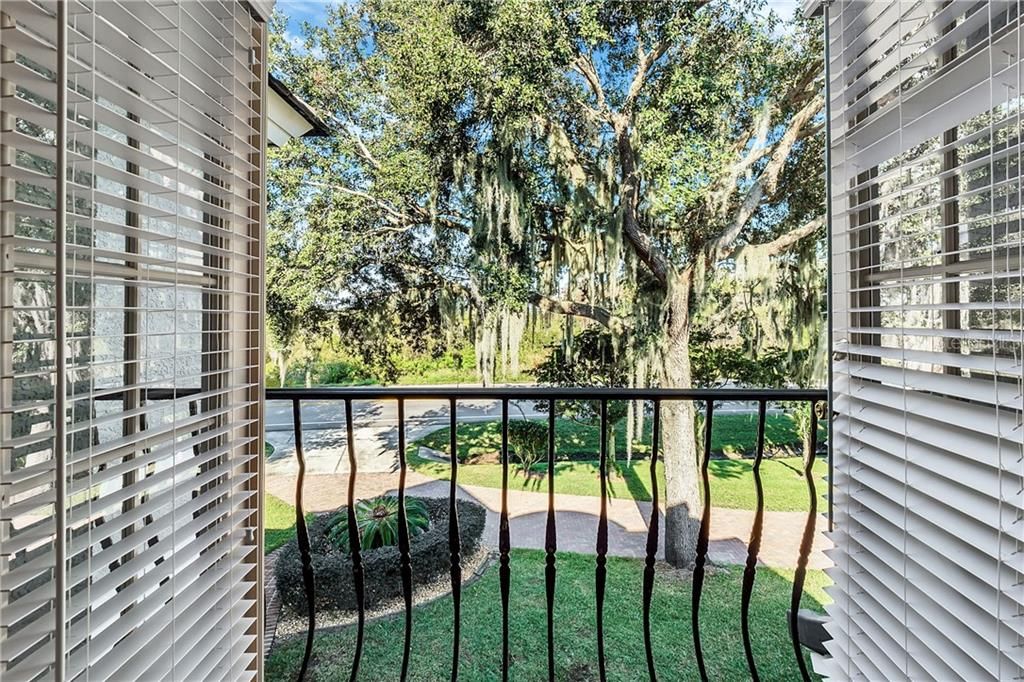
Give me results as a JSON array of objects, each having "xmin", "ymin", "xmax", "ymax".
[
  {"xmin": 268, "ymin": 0, "xmax": 823, "ymax": 385},
  {"xmin": 267, "ymin": 0, "xmax": 825, "ymax": 564}
]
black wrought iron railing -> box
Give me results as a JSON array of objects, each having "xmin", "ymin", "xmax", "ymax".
[{"xmin": 265, "ymin": 386, "xmax": 828, "ymax": 682}]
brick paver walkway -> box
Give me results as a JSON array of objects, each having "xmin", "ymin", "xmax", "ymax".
[{"xmin": 265, "ymin": 472, "xmax": 833, "ymax": 569}]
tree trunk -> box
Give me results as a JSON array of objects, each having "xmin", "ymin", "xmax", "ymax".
[
  {"xmin": 803, "ymin": 411, "xmax": 814, "ymax": 461},
  {"xmin": 661, "ymin": 286, "xmax": 702, "ymax": 568},
  {"xmin": 625, "ymin": 400, "xmax": 634, "ymax": 465},
  {"xmin": 634, "ymin": 397, "xmax": 644, "ymax": 451},
  {"xmin": 606, "ymin": 420, "xmax": 617, "ymax": 472},
  {"xmin": 276, "ymin": 353, "xmax": 288, "ymax": 388}
]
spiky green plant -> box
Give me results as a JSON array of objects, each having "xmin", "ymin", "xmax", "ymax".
[{"xmin": 327, "ymin": 495, "xmax": 430, "ymax": 551}]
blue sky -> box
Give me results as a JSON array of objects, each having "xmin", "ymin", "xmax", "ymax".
[
  {"xmin": 278, "ymin": 0, "xmax": 340, "ymax": 29},
  {"xmin": 276, "ymin": 0, "xmax": 804, "ymax": 42},
  {"xmin": 276, "ymin": 0, "xmax": 342, "ymax": 48}
]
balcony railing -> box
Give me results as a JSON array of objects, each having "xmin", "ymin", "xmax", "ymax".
[{"xmin": 265, "ymin": 386, "xmax": 828, "ymax": 682}]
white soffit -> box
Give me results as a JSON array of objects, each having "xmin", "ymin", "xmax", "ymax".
[
  {"xmin": 249, "ymin": 0, "xmax": 275, "ymax": 22},
  {"xmin": 268, "ymin": 86, "xmax": 315, "ymax": 145}
]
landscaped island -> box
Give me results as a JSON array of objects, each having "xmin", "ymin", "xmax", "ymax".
[
  {"xmin": 275, "ymin": 497, "xmax": 486, "ymax": 614},
  {"xmin": 407, "ymin": 412, "xmax": 827, "ymax": 512},
  {"xmin": 416, "ymin": 412, "xmax": 823, "ymax": 462}
]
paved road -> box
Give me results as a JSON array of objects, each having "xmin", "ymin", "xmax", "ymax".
[
  {"xmin": 265, "ymin": 397, "xmax": 546, "ymax": 475},
  {"xmin": 266, "ymin": 395, "xmax": 548, "ymax": 430}
]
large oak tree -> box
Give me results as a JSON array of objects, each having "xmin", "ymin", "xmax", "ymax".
[{"xmin": 269, "ymin": 0, "xmax": 823, "ymax": 566}]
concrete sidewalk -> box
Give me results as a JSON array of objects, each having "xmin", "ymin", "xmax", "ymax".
[{"xmin": 265, "ymin": 472, "xmax": 833, "ymax": 570}]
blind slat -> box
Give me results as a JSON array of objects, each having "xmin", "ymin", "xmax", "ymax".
[
  {"xmin": 1, "ymin": 1, "xmax": 263, "ymax": 679},
  {"xmin": 826, "ymin": 1, "xmax": 1024, "ymax": 679}
]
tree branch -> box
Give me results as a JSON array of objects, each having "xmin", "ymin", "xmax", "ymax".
[
  {"xmin": 306, "ymin": 179, "xmax": 408, "ymax": 222},
  {"xmin": 623, "ymin": 39, "xmax": 666, "ymax": 113},
  {"xmin": 327, "ymin": 112, "xmax": 383, "ymax": 171},
  {"xmin": 757, "ymin": 92, "xmax": 824, "ymax": 197},
  {"xmin": 735, "ymin": 103, "xmax": 775, "ymax": 172},
  {"xmin": 708, "ymin": 102, "xmax": 773, "ymax": 217},
  {"xmin": 304, "ymin": 180, "xmax": 471, "ymax": 234},
  {"xmin": 623, "ymin": 2, "xmax": 709, "ymax": 113},
  {"xmin": 710, "ymin": 64, "xmax": 822, "ymax": 220},
  {"xmin": 614, "ymin": 117, "xmax": 670, "ymax": 286},
  {"xmin": 572, "ymin": 53, "xmax": 607, "ymax": 114},
  {"xmin": 528, "ymin": 292, "xmax": 629, "ymax": 333},
  {"xmin": 706, "ymin": 92, "xmax": 824, "ymax": 258},
  {"xmin": 347, "ymin": 127, "xmax": 381, "ymax": 171},
  {"xmin": 732, "ymin": 215, "xmax": 825, "ymax": 260}
]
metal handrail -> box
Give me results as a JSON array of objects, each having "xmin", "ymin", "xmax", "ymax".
[
  {"xmin": 265, "ymin": 385, "xmax": 827, "ymax": 682},
  {"xmin": 266, "ymin": 386, "xmax": 825, "ymax": 401}
]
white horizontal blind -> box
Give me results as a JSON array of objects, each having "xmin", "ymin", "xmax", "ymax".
[
  {"xmin": 0, "ymin": 1, "xmax": 265, "ymax": 680},
  {"xmin": 1, "ymin": 2, "xmax": 62, "ymax": 679},
  {"xmin": 825, "ymin": 1, "xmax": 1024, "ymax": 680}
]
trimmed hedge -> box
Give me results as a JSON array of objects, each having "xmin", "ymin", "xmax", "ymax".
[{"xmin": 275, "ymin": 497, "xmax": 486, "ymax": 615}]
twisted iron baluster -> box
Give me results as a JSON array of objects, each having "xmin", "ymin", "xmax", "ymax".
[
  {"xmin": 292, "ymin": 399, "xmax": 315, "ymax": 681},
  {"xmin": 740, "ymin": 400, "xmax": 768, "ymax": 682},
  {"xmin": 396, "ymin": 398, "xmax": 414, "ymax": 682},
  {"xmin": 789, "ymin": 400, "xmax": 822, "ymax": 681},
  {"xmin": 499, "ymin": 399, "xmax": 512, "ymax": 681},
  {"xmin": 448, "ymin": 397, "xmax": 462, "ymax": 681},
  {"xmin": 596, "ymin": 399, "xmax": 609, "ymax": 682},
  {"xmin": 344, "ymin": 398, "xmax": 366, "ymax": 681},
  {"xmin": 544, "ymin": 400, "xmax": 557, "ymax": 682},
  {"xmin": 692, "ymin": 399, "xmax": 714, "ymax": 682},
  {"xmin": 642, "ymin": 400, "xmax": 661, "ymax": 681}
]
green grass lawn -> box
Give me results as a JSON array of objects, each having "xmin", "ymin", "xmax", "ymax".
[
  {"xmin": 266, "ymin": 493, "xmax": 304, "ymax": 555},
  {"xmin": 416, "ymin": 412, "xmax": 826, "ymax": 462},
  {"xmin": 409, "ymin": 450, "xmax": 824, "ymax": 513},
  {"xmin": 266, "ymin": 548, "xmax": 828, "ymax": 681},
  {"xmin": 410, "ymin": 412, "xmax": 826, "ymax": 512}
]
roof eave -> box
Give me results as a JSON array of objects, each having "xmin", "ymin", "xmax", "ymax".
[
  {"xmin": 268, "ymin": 74, "xmax": 332, "ymax": 138},
  {"xmin": 802, "ymin": 0, "xmax": 824, "ymax": 18}
]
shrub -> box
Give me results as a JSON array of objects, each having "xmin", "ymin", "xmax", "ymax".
[
  {"xmin": 316, "ymin": 360, "xmax": 375, "ymax": 386},
  {"xmin": 275, "ymin": 497, "xmax": 486, "ymax": 614},
  {"xmin": 508, "ymin": 420, "xmax": 546, "ymax": 476},
  {"xmin": 782, "ymin": 401, "xmax": 828, "ymax": 460},
  {"xmin": 325, "ymin": 496, "xmax": 430, "ymax": 550}
]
